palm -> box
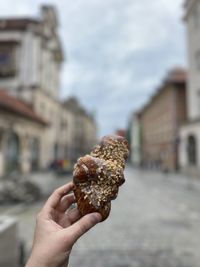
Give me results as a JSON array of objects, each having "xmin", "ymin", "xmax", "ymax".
[
  {"xmin": 26, "ymin": 183, "xmax": 101, "ymax": 267},
  {"xmin": 52, "ymin": 208, "xmax": 74, "ymax": 228}
]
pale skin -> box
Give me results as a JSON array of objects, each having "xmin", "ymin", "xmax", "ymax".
[{"xmin": 25, "ymin": 182, "xmax": 102, "ymax": 267}]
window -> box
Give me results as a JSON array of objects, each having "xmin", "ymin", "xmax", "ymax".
[
  {"xmin": 61, "ymin": 118, "xmax": 67, "ymax": 129},
  {"xmin": 198, "ymin": 91, "xmax": 200, "ymax": 114},
  {"xmin": 40, "ymin": 102, "xmax": 45, "ymax": 113},
  {"xmin": 30, "ymin": 138, "xmax": 40, "ymax": 171},
  {"xmin": 192, "ymin": 5, "xmax": 200, "ymax": 28},
  {"xmin": 5, "ymin": 132, "xmax": 20, "ymax": 172},
  {"xmin": 0, "ymin": 42, "xmax": 17, "ymax": 77},
  {"xmin": 195, "ymin": 51, "xmax": 200, "ymax": 70},
  {"xmin": 187, "ymin": 135, "xmax": 197, "ymax": 165}
]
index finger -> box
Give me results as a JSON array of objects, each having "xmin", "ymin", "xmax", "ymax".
[{"xmin": 44, "ymin": 182, "xmax": 74, "ymax": 210}]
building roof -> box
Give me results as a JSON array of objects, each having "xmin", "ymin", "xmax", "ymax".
[
  {"xmin": 138, "ymin": 67, "xmax": 187, "ymax": 116},
  {"xmin": 183, "ymin": 0, "xmax": 197, "ymax": 20},
  {"xmin": 0, "ymin": 5, "xmax": 56, "ymax": 32},
  {"xmin": 0, "ymin": 90, "xmax": 47, "ymax": 126},
  {"xmin": 165, "ymin": 67, "xmax": 187, "ymax": 84},
  {"xmin": 0, "ymin": 18, "xmax": 40, "ymax": 31},
  {"xmin": 63, "ymin": 96, "xmax": 95, "ymax": 122},
  {"xmin": 0, "ymin": 5, "xmax": 64, "ymax": 62},
  {"xmin": 115, "ymin": 129, "xmax": 126, "ymax": 137},
  {"xmin": 184, "ymin": 0, "xmax": 191, "ymax": 9}
]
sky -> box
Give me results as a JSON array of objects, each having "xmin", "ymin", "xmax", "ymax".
[{"xmin": 0, "ymin": 0, "xmax": 186, "ymax": 136}]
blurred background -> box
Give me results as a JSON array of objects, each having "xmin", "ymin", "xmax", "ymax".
[{"xmin": 0, "ymin": 0, "xmax": 200, "ymax": 266}]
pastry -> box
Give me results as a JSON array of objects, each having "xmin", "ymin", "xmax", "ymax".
[{"xmin": 73, "ymin": 135, "xmax": 129, "ymax": 221}]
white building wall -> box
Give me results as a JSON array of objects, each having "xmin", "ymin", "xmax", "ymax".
[
  {"xmin": 179, "ymin": 123, "xmax": 200, "ymax": 174},
  {"xmin": 131, "ymin": 115, "xmax": 142, "ymax": 166},
  {"xmin": 20, "ymin": 31, "xmax": 32, "ymax": 87},
  {"xmin": 179, "ymin": 0, "xmax": 200, "ymax": 175},
  {"xmin": 186, "ymin": 0, "xmax": 200, "ymax": 120},
  {"xmin": 0, "ymin": 113, "xmax": 45, "ymax": 174},
  {"xmin": 31, "ymin": 90, "xmax": 61, "ymax": 167},
  {"xmin": 0, "ymin": 31, "xmax": 42, "ymax": 91},
  {"xmin": 0, "ymin": 30, "xmax": 60, "ymax": 101},
  {"xmin": 0, "ymin": 31, "xmax": 23, "ymax": 90},
  {"xmin": 64, "ymin": 110, "xmax": 76, "ymax": 158},
  {"xmin": 31, "ymin": 35, "xmax": 41, "ymax": 86}
]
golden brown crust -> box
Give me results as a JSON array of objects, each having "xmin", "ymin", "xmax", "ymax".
[
  {"xmin": 73, "ymin": 186, "xmax": 111, "ymax": 220},
  {"xmin": 73, "ymin": 135, "xmax": 129, "ymax": 221}
]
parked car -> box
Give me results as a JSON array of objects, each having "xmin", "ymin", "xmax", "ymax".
[{"xmin": 49, "ymin": 159, "xmax": 73, "ymax": 175}]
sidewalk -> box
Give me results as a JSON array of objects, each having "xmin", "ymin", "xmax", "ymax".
[
  {"xmin": 0, "ymin": 171, "xmax": 72, "ymax": 216},
  {"xmin": 29, "ymin": 171, "xmax": 72, "ymax": 196}
]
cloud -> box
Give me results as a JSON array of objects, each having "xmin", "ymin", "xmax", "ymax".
[{"xmin": 0, "ymin": 0, "xmax": 186, "ymax": 136}]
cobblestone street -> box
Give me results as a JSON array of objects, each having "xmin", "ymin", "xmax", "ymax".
[
  {"xmin": 70, "ymin": 167, "xmax": 200, "ymax": 267},
  {"xmin": 3, "ymin": 166, "xmax": 200, "ymax": 267}
]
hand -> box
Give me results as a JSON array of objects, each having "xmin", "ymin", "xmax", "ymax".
[{"xmin": 25, "ymin": 182, "xmax": 102, "ymax": 267}]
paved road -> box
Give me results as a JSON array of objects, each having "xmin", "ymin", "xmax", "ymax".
[
  {"xmin": 4, "ymin": 167, "xmax": 200, "ymax": 267},
  {"xmin": 70, "ymin": 167, "xmax": 200, "ymax": 267}
]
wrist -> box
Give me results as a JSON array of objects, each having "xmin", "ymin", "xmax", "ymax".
[
  {"xmin": 25, "ymin": 252, "xmax": 69, "ymax": 267},
  {"xmin": 25, "ymin": 254, "xmax": 50, "ymax": 267}
]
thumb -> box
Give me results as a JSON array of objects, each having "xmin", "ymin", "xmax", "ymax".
[{"xmin": 65, "ymin": 212, "xmax": 102, "ymax": 244}]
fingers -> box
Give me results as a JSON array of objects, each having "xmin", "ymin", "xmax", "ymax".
[
  {"xmin": 59, "ymin": 208, "xmax": 81, "ymax": 228},
  {"xmin": 65, "ymin": 213, "xmax": 102, "ymax": 244},
  {"xmin": 58, "ymin": 194, "xmax": 76, "ymax": 212},
  {"xmin": 44, "ymin": 182, "xmax": 74, "ymax": 210},
  {"xmin": 67, "ymin": 208, "xmax": 82, "ymax": 224}
]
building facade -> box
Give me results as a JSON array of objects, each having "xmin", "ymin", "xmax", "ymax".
[
  {"xmin": 130, "ymin": 112, "xmax": 142, "ymax": 166},
  {"xmin": 0, "ymin": 90, "xmax": 47, "ymax": 176},
  {"xmin": 0, "ymin": 5, "xmax": 97, "ymax": 176},
  {"xmin": 179, "ymin": 0, "xmax": 200, "ymax": 175},
  {"xmin": 0, "ymin": 5, "xmax": 63, "ymax": 169},
  {"xmin": 63, "ymin": 97, "xmax": 97, "ymax": 162},
  {"xmin": 140, "ymin": 68, "xmax": 187, "ymax": 171}
]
